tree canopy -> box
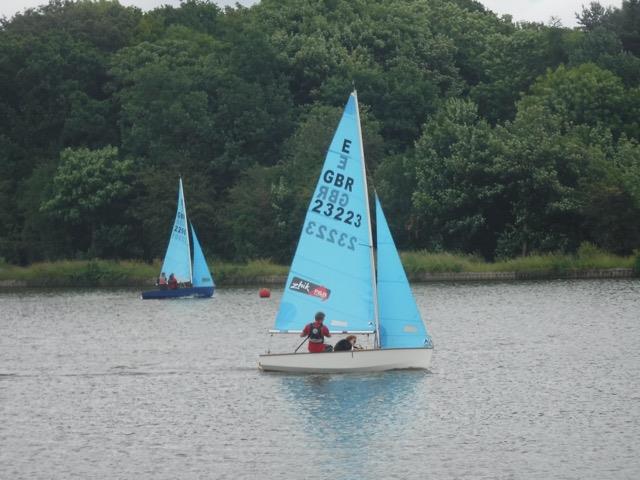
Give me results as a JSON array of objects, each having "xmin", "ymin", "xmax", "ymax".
[{"xmin": 0, "ymin": 0, "xmax": 638, "ymax": 264}]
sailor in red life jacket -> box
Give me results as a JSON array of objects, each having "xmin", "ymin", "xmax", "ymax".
[
  {"xmin": 301, "ymin": 311, "xmax": 332, "ymax": 353},
  {"xmin": 157, "ymin": 272, "xmax": 168, "ymax": 290},
  {"xmin": 168, "ymin": 273, "xmax": 178, "ymax": 290}
]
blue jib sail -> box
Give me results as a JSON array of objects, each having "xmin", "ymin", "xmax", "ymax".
[
  {"xmin": 191, "ymin": 224, "xmax": 214, "ymax": 288},
  {"xmin": 160, "ymin": 178, "xmax": 192, "ymax": 284},
  {"xmin": 274, "ymin": 93, "xmax": 375, "ymax": 333},
  {"xmin": 375, "ymin": 195, "xmax": 433, "ymax": 348}
]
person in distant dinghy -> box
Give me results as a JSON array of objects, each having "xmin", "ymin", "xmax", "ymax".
[
  {"xmin": 301, "ymin": 311, "xmax": 332, "ymax": 352},
  {"xmin": 157, "ymin": 272, "xmax": 168, "ymax": 290}
]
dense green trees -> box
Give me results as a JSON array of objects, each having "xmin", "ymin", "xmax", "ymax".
[
  {"xmin": 0, "ymin": 0, "xmax": 638, "ymax": 265},
  {"xmin": 411, "ymin": 98, "xmax": 499, "ymax": 256},
  {"xmin": 409, "ymin": 62, "xmax": 640, "ymax": 259},
  {"xmin": 41, "ymin": 146, "xmax": 136, "ymax": 257}
]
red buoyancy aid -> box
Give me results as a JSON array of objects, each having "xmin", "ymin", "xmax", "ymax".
[{"xmin": 308, "ymin": 322, "xmax": 325, "ymax": 343}]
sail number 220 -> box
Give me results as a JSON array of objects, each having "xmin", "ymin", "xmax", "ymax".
[{"xmin": 305, "ymin": 221, "xmax": 357, "ymax": 251}]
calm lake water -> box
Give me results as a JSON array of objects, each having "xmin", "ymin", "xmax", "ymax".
[{"xmin": 1, "ymin": 279, "xmax": 639, "ymax": 479}]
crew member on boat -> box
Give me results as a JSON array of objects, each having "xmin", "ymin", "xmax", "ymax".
[
  {"xmin": 301, "ymin": 311, "xmax": 332, "ymax": 353},
  {"xmin": 333, "ymin": 335, "xmax": 358, "ymax": 351},
  {"xmin": 168, "ymin": 273, "xmax": 178, "ymax": 290},
  {"xmin": 157, "ymin": 272, "xmax": 168, "ymax": 290}
]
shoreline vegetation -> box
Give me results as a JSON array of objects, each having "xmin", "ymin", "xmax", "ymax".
[
  {"xmin": 1, "ymin": 247, "xmax": 638, "ymax": 288},
  {"xmin": 2, "ymin": 2, "xmax": 640, "ymax": 272}
]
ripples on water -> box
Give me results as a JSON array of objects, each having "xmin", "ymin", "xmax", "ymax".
[{"xmin": 1, "ymin": 280, "xmax": 639, "ymax": 479}]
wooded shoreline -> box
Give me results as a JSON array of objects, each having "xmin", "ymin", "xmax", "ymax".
[
  {"xmin": 2, "ymin": 1, "xmax": 640, "ymax": 268},
  {"xmin": 0, "ymin": 267, "xmax": 640, "ymax": 289}
]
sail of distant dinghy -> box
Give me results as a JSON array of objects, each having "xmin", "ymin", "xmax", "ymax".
[
  {"xmin": 375, "ymin": 194, "xmax": 433, "ymax": 348},
  {"xmin": 141, "ymin": 178, "xmax": 214, "ymax": 299},
  {"xmin": 273, "ymin": 93, "xmax": 375, "ymax": 334},
  {"xmin": 191, "ymin": 224, "xmax": 214, "ymax": 289},
  {"xmin": 160, "ymin": 178, "xmax": 192, "ymax": 283}
]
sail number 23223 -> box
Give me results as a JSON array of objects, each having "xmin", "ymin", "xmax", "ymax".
[
  {"xmin": 311, "ymin": 200, "xmax": 361, "ymax": 227},
  {"xmin": 305, "ymin": 221, "xmax": 357, "ymax": 251}
]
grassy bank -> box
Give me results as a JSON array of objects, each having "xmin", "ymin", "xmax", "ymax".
[
  {"xmin": 401, "ymin": 244, "xmax": 638, "ymax": 276},
  {"xmin": 0, "ymin": 245, "xmax": 637, "ymax": 287},
  {"xmin": 0, "ymin": 258, "xmax": 289, "ymax": 287},
  {"xmin": 0, "ymin": 260, "xmax": 157, "ymax": 287}
]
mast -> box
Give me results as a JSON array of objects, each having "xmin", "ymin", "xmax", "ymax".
[
  {"xmin": 179, "ymin": 177, "xmax": 193, "ymax": 284},
  {"xmin": 353, "ymin": 90, "xmax": 380, "ymax": 348}
]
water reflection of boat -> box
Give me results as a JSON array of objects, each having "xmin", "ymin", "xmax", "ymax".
[
  {"xmin": 277, "ymin": 371, "xmax": 428, "ymax": 442},
  {"xmin": 258, "ymin": 92, "xmax": 433, "ymax": 372}
]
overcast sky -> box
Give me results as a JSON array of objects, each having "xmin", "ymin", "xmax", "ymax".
[{"xmin": 0, "ymin": 1, "xmax": 626, "ymax": 27}]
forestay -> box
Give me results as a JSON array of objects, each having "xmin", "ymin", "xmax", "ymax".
[
  {"xmin": 273, "ymin": 94, "xmax": 375, "ymax": 333},
  {"xmin": 160, "ymin": 178, "xmax": 192, "ymax": 283},
  {"xmin": 375, "ymin": 195, "xmax": 433, "ymax": 348}
]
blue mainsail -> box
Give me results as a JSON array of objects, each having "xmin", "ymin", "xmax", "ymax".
[
  {"xmin": 191, "ymin": 224, "xmax": 214, "ymax": 288},
  {"xmin": 376, "ymin": 195, "xmax": 433, "ymax": 348},
  {"xmin": 160, "ymin": 179, "xmax": 192, "ymax": 283},
  {"xmin": 274, "ymin": 93, "xmax": 375, "ymax": 333}
]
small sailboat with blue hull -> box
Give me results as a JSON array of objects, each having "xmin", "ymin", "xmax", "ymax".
[
  {"xmin": 141, "ymin": 178, "xmax": 215, "ymax": 300},
  {"xmin": 258, "ymin": 92, "xmax": 433, "ymax": 372}
]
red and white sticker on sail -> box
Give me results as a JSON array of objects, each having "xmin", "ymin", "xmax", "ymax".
[{"xmin": 289, "ymin": 277, "xmax": 331, "ymax": 301}]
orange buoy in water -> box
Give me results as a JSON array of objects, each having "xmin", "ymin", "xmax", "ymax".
[{"xmin": 259, "ymin": 288, "xmax": 271, "ymax": 298}]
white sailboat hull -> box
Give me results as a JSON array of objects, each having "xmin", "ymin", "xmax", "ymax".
[{"xmin": 258, "ymin": 347, "xmax": 432, "ymax": 373}]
